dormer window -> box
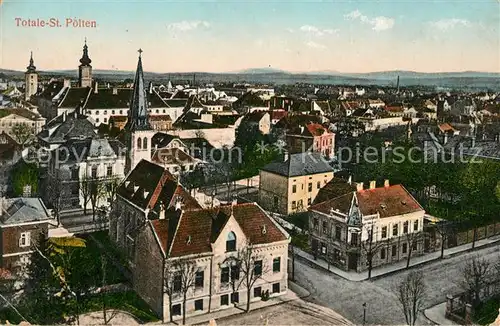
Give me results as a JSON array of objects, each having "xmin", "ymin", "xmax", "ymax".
[{"xmin": 226, "ymin": 232, "xmax": 236, "ymax": 252}]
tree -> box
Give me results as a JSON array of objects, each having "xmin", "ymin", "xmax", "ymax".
[
  {"xmin": 163, "ymin": 260, "xmax": 175, "ymax": 323},
  {"xmin": 459, "ymin": 256, "xmax": 491, "ymax": 307},
  {"xmin": 47, "ymin": 171, "xmax": 64, "ymax": 226},
  {"xmin": 404, "ymin": 231, "xmax": 423, "ymax": 268},
  {"xmin": 235, "ymin": 242, "xmax": 269, "ymax": 312},
  {"xmin": 103, "ymin": 177, "xmax": 120, "ymax": 208},
  {"xmin": 89, "ymin": 178, "xmax": 104, "ymax": 222},
  {"xmin": 80, "ymin": 173, "xmax": 92, "ymax": 215},
  {"xmin": 11, "ymin": 161, "xmax": 38, "ymax": 197},
  {"xmin": 435, "ymin": 220, "xmax": 454, "ymax": 259},
  {"xmin": 100, "ymin": 254, "xmax": 119, "ymax": 325},
  {"xmin": 361, "ymin": 224, "xmax": 384, "ymax": 279},
  {"xmin": 11, "ymin": 123, "xmax": 34, "ymax": 147},
  {"xmin": 393, "ymin": 271, "xmax": 426, "ymax": 326},
  {"xmin": 172, "ymin": 258, "xmax": 198, "ymax": 325}
]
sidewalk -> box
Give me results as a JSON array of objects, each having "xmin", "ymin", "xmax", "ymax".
[
  {"xmin": 295, "ymin": 235, "xmax": 500, "ymax": 282},
  {"xmin": 423, "ymin": 302, "xmax": 457, "ymax": 325},
  {"xmin": 159, "ymin": 282, "xmax": 310, "ymax": 325}
]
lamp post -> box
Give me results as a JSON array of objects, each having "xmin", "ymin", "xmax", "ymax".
[{"xmin": 362, "ymin": 302, "xmax": 367, "ymax": 326}]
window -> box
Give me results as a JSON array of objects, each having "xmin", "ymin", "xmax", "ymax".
[
  {"xmin": 351, "ymin": 232, "xmax": 359, "ymax": 246},
  {"xmin": 381, "ymin": 226, "xmax": 387, "ymax": 239},
  {"xmin": 273, "ymin": 257, "xmax": 281, "ymax": 272},
  {"xmin": 414, "ymin": 220, "xmax": 419, "ymax": 231},
  {"xmin": 308, "ymin": 183, "xmax": 312, "ymax": 192},
  {"xmin": 173, "ymin": 274, "xmax": 182, "ymax": 292},
  {"xmin": 402, "ymin": 243, "xmax": 407, "ymax": 254},
  {"xmin": 322, "ymin": 221, "xmax": 328, "ymax": 234},
  {"xmin": 392, "ymin": 224, "xmax": 398, "ymax": 236},
  {"xmin": 195, "ymin": 270, "xmax": 204, "ymax": 288},
  {"xmin": 106, "ymin": 165, "xmax": 113, "ymax": 177},
  {"xmin": 19, "ymin": 232, "xmax": 31, "ymax": 247},
  {"xmin": 335, "ymin": 226, "xmax": 342, "ymax": 240},
  {"xmin": 403, "ymin": 221, "xmax": 409, "ymax": 234},
  {"xmin": 221, "ymin": 267, "xmax": 230, "ymax": 283},
  {"xmin": 292, "ymin": 201, "xmax": 296, "ymax": 210},
  {"xmin": 272, "ymin": 283, "xmax": 280, "ymax": 294},
  {"xmin": 254, "ymin": 260, "xmax": 262, "ymax": 276},
  {"xmin": 104, "ymin": 118, "xmax": 107, "ymax": 123},
  {"xmin": 172, "ymin": 304, "xmax": 181, "ymax": 316},
  {"xmin": 391, "ymin": 245, "xmax": 397, "ymax": 257},
  {"xmin": 292, "ymin": 185, "xmax": 297, "ymax": 193},
  {"xmin": 317, "ymin": 181, "xmax": 321, "ymax": 189},
  {"xmin": 226, "ymin": 232, "xmax": 236, "ymax": 252},
  {"xmin": 96, "ymin": 118, "xmax": 99, "ymax": 123},
  {"xmin": 103, "ymin": 110, "xmax": 108, "ymax": 115},
  {"xmin": 273, "ymin": 196, "xmax": 279, "ymax": 208},
  {"xmin": 231, "ymin": 265, "xmax": 240, "ymax": 280},
  {"xmin": 143, "ymin": 137, "xmax": 148, "ymax": 149},
  {"xmin": 313, "ymin": 218, "xmax": 318, "ymax": 231},
  {"xmin": 119, "ymin": 110, "xmax": 123, "ymax": 114},
  {"xmin": 137, "ymin": 137, "xmax": 142, "ymax": 149},
  {"xmin": 220, "ymin": 294, "xmax": 229, "ymax": 306},
  {"xmin": 71, "ymin": 168, "xmax": 79, "ymax": 179},
  {"xmin": 194, "ymin": 299, "xmax": 203, "ymax": 311},
  {"xmin": 253, "ymin": 286, "xmax": 262, "ymax": 298},
  {"xmin": 298, "ymin": 199, "xmax": 303, "ymax": 208},
  {"xmin": 112, "ymin": 110, "xmax": 115, "ymax": 115},
  {"xmin": 91, "ymin": 166, "xmax": 98, "ymax": 178},
  {"xmin": 307, "ymin": 198, "xmax": 311, "ymax": 205},
  {"xmin": 412, "ymin": 242, "xmax": 418, "ymax": 251},
  {"xmin": 380, "ymin": 248, "xmax": 386, "ymax": 259},
  {"xmin": 231, "ymin": 292, "xmax": 239, "ymax": 303}
]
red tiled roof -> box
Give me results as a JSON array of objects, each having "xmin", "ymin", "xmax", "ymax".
[
  {"xmin": 306, "ymin": 123, "xmax": 328, "ymax": 137},
  {"xmin": 271, "ymin": 110, "xmax": 288, "ymax": 121},
  {"xmin": 385, "ymin": 106, "xmax": 404, "ymax": 112},
  {"xmin": 151, "ymin": 203, "xmax": 288, "ymax": 258},
  {"xmin": 310, "ymin": 185, "xmax": 423, "ymax": 218},
  {"xmin": 438, "ymin": 123, "xmax": 456, "ymax": 133}
]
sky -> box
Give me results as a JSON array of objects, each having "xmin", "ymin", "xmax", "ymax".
[{"xmin": 1, "ymin": 0, "xmax": 499, "ymax": 73}]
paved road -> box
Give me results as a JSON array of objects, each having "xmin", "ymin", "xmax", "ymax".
[{"xmin": 294, "ymin": 244, "xmax": 500, "ymax": 325}]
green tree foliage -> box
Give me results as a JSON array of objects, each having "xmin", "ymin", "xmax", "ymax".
[{"xmin": 11, "ymin": 161, "xmax": 38, "ymax": 197}]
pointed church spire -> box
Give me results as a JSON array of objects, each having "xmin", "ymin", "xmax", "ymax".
[
  {"xmin": 125, "ymin": 49, "xmax": 151, "ymax": 131},
  {"xmin": 79, "ymin": 38, "xmax": 92, "ymax": 66},
  {"xmin": 26, "ymin": 51, "xmax": 36, "ymax": 73}
]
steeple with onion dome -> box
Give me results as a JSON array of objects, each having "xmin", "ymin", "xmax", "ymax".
[{"xmin": 78, "ymin": 38, "xmax": 93, "ymax": 87}]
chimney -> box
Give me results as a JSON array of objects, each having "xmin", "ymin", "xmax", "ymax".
[
  {"xmin": 356, "ymin": 182, "xmax": 364, "ymax": 192},
  {"xmin": 159, "ymin": 201, "xmax": 165, "ymax": 220},
  {"xmin": 175, "ymin": 197, "xmax": 183, "ymax": 211},
  {"xmin": 384, "ymin": 179, "xmax": 390, "ymax": 187},
  {"xmin": 369, "ymin": 180, "xmax": 376, "ymax": 190},
  {"xmin": 112, "ymin": 87, "xmax": 118, "ymax": 95},
  {"xmin": 443, "ymin": 133, "xmax": 448, "ymax": 145},
  {"xmin": 94, "ymin": 81, "xmax": 98, "ymax": 94},
  {"xmin": 300, "ymin": 126, "xmax": 304, "ymax": 134},
  {"xmin": 149, "ymin": 82, "xmax": 153, "ymax": 94},
  {"xmin": 62, "ymin": 111, "xmax": 67, "ymax": 122},
  {"xmin": 347, "ymin": 175, "xmax": 352, "ymax": 185},
  {"xmin": 283, "ymin": 150, "xmax": 289, "ymax": 162}
]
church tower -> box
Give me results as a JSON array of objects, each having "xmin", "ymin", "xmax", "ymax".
[
  {"xmin": 78, "ymin": 38, "xmax": 93, "ymax": 88},
  {"xmin": 125, "ymin": 49, "xmax": 155, "ymax": 173},
  {"xmin": 24, "ymin": 52, "xmax": 38, "ymax": 101}
]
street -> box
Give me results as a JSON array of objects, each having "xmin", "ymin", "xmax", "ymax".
[{"xmin": 294, "ymin": 244, "xmax": 500, "ymax": 325}]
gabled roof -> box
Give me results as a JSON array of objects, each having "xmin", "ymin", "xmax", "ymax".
[
  {"xmin": 0, "ymin": 197, "xmax": 52, "ymax": 225},
  {"xmin": 59, "ymin": 87, "xmax": 91, "ymax": 108},
  {"xmin": 150, "ymin": 203, "xmax": 288, "ymax": 258},
  {"xmin": 39, "ymin": 80, "xmax": 65, "ymax": 100},
  {"xmin": 313, "ymin": 178, "xmax": 356, "ymax": 204},
  {"xmin": 37, "ymin": 111, "xmax": 96, "ymax": 144},
  {"xmin": 310, "ymin": 184, "xmax": 424, "ymax": 219},
  {"xmin": 117, "ymin": 160, "xmax": 200, "ymax": 211},
  {"xmin": 54, "ymin": 138, "xmax": 125, "ymax": 162},
  {"xmin": 0, "ymin": 108, "xmax": 44, "ymax": 121},
  {"xmin": 243, "ymin": 111, "xmax": 268, "ymax": 123},
  {"xmin": 261, "ymin": 152, "xmax": 334, "ymax": 177}
]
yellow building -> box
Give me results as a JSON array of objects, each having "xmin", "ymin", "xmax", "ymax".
[{"xmin": 259, "ymin": 152, "xmax": 334, "ymax": 215}]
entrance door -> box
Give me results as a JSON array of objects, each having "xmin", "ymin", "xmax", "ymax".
[{"xmin": 348, "ymin": 253, "xmax": 358, "ymax": 271}]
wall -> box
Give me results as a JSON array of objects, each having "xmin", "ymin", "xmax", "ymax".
[
  {"xmin": 287, "ymin": 172, "xmax": 334, "ymax": 214},
  {"xmin": 258, "ymin": 171, "xmax": 288, "ymax": 214}
]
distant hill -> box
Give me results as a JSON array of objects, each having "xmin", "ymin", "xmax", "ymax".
[{"xmin": 1, "ymin": 68, "xmax": 498, "ymax": 90}]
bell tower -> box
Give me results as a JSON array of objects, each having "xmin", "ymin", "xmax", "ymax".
[
  {"xmin": 24, "ymin": 52, "xmax": 38, "ymax": 101},
  {"xmin": 125, "ymin": 49, "xmax": 154, "ymax": 173},
  {"xmin": 78, "ymin": 38, "xmax": 93, "ymax": 88}
]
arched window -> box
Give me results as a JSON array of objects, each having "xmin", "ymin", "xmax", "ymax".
[
  {"xmin": 226, "ymin": 232, "xmax": 236, "ymax": 252},
  {"xmin": 137, "ymin": 137, "xmax": 142, "ymax": 150},
  {"xmin": 143, "ymin": 137, "xmax": 148, "ymax": 149}
]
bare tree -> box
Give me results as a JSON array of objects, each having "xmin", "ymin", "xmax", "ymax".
[
  {"xmin": 393, "ymin": 271, "xmax": 427, "ymax": 326},
  {"xmin": 361, "ymin": 224, "xmax": 384, "ymax": 279},
  {"xmin": 405, "ymin": 232, "xmax": 423, "ymax": 269},
  {"xmin": 79, "ymin": 173, "xmax": 92, "ymax": 215},
  {"xmin": 89, "ymin": 178, "xmax": 104, "ymax": 222},
  {"xmin": 459, "ymin": 256, "xmax": 491, "ymax": 307},
  {"xmin": 47, "ymin": 171, "xmax": 64, "ymax": 226},
  {"xmin": 235, "ymin": 242, "xmax": 270, "ymax": 312},
  {"xmin": 435, "ymin": 220, "xmax": 454, "ymax": 259},
  {"xmin": 163, "ymin": 260, "xmax": 175, "ymax": 323},
  {"xmin": 103, "ymin": 177, "xmax": 120, "ymax": 208},
  {"xmin": 100, "ymin": 254, "xmax": 119, "ymax": 325},
  {"xmin": 173, "ymin": 258, "xmax": 198, "ymax": 325},
  {"xmin": 11, "ymin": 123, "xmax": 34, "ymax": 147}
]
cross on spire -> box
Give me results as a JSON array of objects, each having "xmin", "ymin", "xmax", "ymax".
[{"xmin": 138, "ymin": 48, "xmax": 143, "ymax": 57}]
